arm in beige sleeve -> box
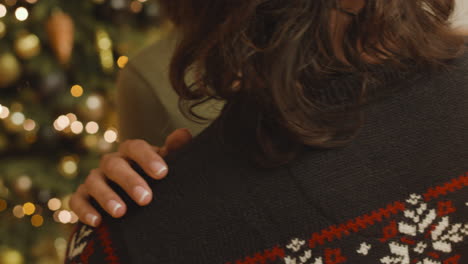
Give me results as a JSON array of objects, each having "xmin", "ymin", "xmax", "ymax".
[{"xmin": 116, "ymin": 64, "xmax": 175, "ymax": 146}]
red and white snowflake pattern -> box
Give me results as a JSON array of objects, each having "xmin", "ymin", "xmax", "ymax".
[{"xmin": 227, "ymin": 171, "xmax": 468, "ymax": 264}]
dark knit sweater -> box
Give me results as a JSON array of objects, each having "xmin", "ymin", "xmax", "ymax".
[{"xmin": 66, "ymin": 45, "xmax": 468, "ymax": 264}]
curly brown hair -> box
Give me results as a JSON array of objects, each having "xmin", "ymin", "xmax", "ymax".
[{"xmin": 159, "ymin": 0, "xmax": 465, "ymax": 167}]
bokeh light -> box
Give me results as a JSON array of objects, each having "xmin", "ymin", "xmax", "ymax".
[
  {"xmin": 70, "ymin": 85, "xmax": 84, "ymax": 97},
  {"xmin": 85, "ymin": 121, "xmax": 99, "ymax": 134},
  {"xmin": 15, "ymin": 7, "xmax": 29, "ymax": 21},
  {"xmin": 104, "ymin": 129, "xmax": 118, "ymax": 143},
  {"xmin": 58, "ymin": 210, "xmax": 71, "ymax": 224},
  {"xmin": 47, "ymin": 198, "xmax": 62, "ymax": 211},
  {"xmin": 31, "ymin": 214, "xmax": 44, "ymax": 227},
  {"xmin": 13, "ymin": 205, "xmax": 25, "ymax": 218},
  {"xmin": 23, "ymin": 202, "xmax": 35, "ymax": 215}
]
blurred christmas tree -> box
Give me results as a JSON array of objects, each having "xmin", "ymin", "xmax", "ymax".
[{"xmin": 0, "ymin": 0, "xmax": 168, "ymax": 263}]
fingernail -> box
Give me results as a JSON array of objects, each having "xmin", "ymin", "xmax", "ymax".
[
  {"xmin": 107, "ymin": 200, "xmax": 123, "ymax": 217},
  {"xmin": 150, "ymin": 162, "xmax": 168, "ymax": 178},
  {"xmin": 86, "ymin": 214, "xmax": 98, "ymax": 227},
  {"xmin": 134, "ymin": 186, "xmax": 151, "ymax": 204}
]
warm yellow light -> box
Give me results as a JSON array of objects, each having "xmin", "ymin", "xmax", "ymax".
[
  {"xmin": 70, "ymin": 121, "xmax": 84, "ymax": 134},
  {"xmin": 70, "ymin": 85, "xmax": 84, "ymax": 97},
  {"xmin": 130, "ymin": 1, "xmax": 143, "ymax": 13},
  {"xmin": 70, "ymin": 211, "xmax": 79, "ymax": 224},
  {"xmin": 66, "ymin": 113, "xmax": 77, "ymax": 123},
  {"xmin": 0, "ymin": 199, "xmax": 7, "ymax": 212},
  {"xmin": 0, "ymin": 4, "xmax": 6, "ymax": 18},
  {"xmin": 26, "ymin": 0, "xmax": 38, "ymax": 4},
  {"xmin": 0, "ymin": 106, "xmax": 9, "ymax": 119},
  {"xmin": 104, "ymin": 129, "xmax": 118, "ymax": 143},
  {"xmin": 47, "ymin": 198, "xmax": 62, "ymax": 211},
  {"xmin": 56, "ymin": 115, "xmax": 70, "ymax": 130},
  {"xmin": 13, "ymin": 205, "xmax": 25, "ymax": 218},
  {"xmin": 63, "ymin": 160, "xmax": 77, "ymax": 175},
  {"xmin": 31, "ymin": 214, "xmax": 43, "ymax": 227},
  {"xmin": 11, "ymin": 112, "xmax": 25, "ymax": 125},
  {"xmin": 58, "ymin": 210, "xmax": 72, "ymax": 224},
  {"xmin": 98, "ymin": 37, "xmax": 111, "ymax": 50},
  {"xmin": 16, "ymin": 175, "xmax": 32, "ymax": 191},
  {"xmin": 23, "ymin": 202, "xmax": 35, "ymax": 215},
  {"xmin": 23, "ymin": 119, "xmax": 36, "ymax": 131},
  {"xmin": 15, "ymin": 7, "xmax": 28, "ymax": 21},
  {"xmin": 86, "ymin": 95, "xmax": 102, "ymax": 110},
  {"xmin": 117, "ymin": 56, "xmax": 129, "ymax": 68},
  {"xmin": 85, "ymin": 121, "xmax": 99, "ymax": 134},
  {"xmin": 53, "ymin": 120, "xmax": 63, "ymax": 131}
]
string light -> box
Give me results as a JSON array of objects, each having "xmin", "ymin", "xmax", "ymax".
[
  {"xmin": 66, "ymin": 113, "xmax": 77, "ymax": 123},
  {"xmin": 117, "ymin": 56, "xmax": 129, "ymax": 68},
  {"xmin": 70, "ymin": 211, "xmax": 79, "ymax": 223},
  {"xmin": 23, "ymin": 119, "xmax": 36, "ymax": 131},
  {"xmin": 54, "ymin": 115, "xmax": 70, "ymax": 131},
  {"xmin": 85, "ymin": 121, "xmax": 99, "ymax": 134},
  {"xmin": 0, "ymin": 105, "xmax": 8, "ymax": 119},
  {"xmin": 23, "ymin": 202, "xmax": 35, "ymax": 215},
  {"xmin": 130, "ymin": 1, "xmax": 143, "ymax": 13},
  {"xmin": 16, "ymin": 175, "xmax": 32, "ymax": 191},
  {"xmin": 13, "ymin": 205, "xmax": 25, "ymax": 218},
  {"xmin": 104, "ymin": 129, "xmax": 118, "ymax": 143},
  {"xmin": 86, "ymin": 95, "xmax": 102, "ymax": 110},
  {"xmin": 0, "ymin": 4, "xmax": 6, "ymax": 18},
  {"xmin": 60, "ymin": 156, "xmax": 78, "ymax": 178},
  {"xmin": 55, "ymin": 238, "xmax": 67, "ymax": 256},
  {"xmin": 70, "ymin": 85, "xmax": 84, "ymax": 97},
  {"xmin": 11, "ymin": 112, "xmax": 25, "ymax": 125},
  {"xmin": 31, "ymin": 214, "xmax": 43, "ymax": 227},
  {"xmin": 47, "ymin": 198, "xmax": 61, "ymax": 211},
  {"xmin": 15, "ymin": 7, "xmax": 29, "ymax": 21},
  {"xmin": 58, "ymin": 210, "xmax": 71, "ymax": 224},
  {"xmin": 70, "ymin": 121, "xmax": 84, "ymax": 134}
]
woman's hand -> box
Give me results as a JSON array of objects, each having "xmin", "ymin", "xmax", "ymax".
[{"xmin": 70, "ymin": 129, "xmax": 192, "ymax": 227}]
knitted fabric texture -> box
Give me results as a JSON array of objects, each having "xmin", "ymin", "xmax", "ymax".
[{"xmin": 66, "ymin": 45, "xmax": 468, "ymax": 264}]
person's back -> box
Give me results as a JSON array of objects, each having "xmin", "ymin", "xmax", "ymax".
[
  {"xmin": 67, "ymin": 47, "xmax": 468, "ymax": 263},
  {"xmin": 66, "ymin": 0, "xmax": 468, "ymax": 263}
]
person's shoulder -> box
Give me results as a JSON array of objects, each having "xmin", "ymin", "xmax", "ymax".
[{"xmin": 117, "ymin": 26, "xmax": 178, "ymax": 86}]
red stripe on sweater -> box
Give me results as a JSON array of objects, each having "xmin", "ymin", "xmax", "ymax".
[{"xmin": 226, "ymin": 170, "xmax": 468, "ymax": 264}]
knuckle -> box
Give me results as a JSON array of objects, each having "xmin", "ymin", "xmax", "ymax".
[
  {"xmin": 84, "ymin": 173, "xmax": 97, "ymax": 188},
  {"xmin": 129, "ymin": 139, "xmax": 146, "ymax": 150},
  {"xmin": 100, "ymin": 154, "xmax": 113, "ymax": 168}
]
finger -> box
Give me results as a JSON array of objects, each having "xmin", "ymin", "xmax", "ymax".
[
  {"xmin": 164, "ymin": 128, "xmax": 193, "ymax": 153},
  {"xmin": 118, "ymin": 139, "xmax": 168, "ymax": 179},
  {"xmin": 84, "ymin": 169, "xmax": 128, "ymax": 218},
  {"xmin": 100, "ymin": 155, "xmax": 153, "ymax": 205},
  {"xmin": 69, "ymin": 184, "xmax": 102, "ymax": 227}
]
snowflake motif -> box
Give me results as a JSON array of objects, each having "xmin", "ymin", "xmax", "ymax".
[
  {"xmin": 431, "ymin": 216, "xmax": 468, "ymax": 253},
  {"xmin": 68, "ymin": 225, "xmax": 94, "ymax": 259},
  {"xmin": 399, "ymin": 195, "xmax": 437, "ymax": 236},
  {"xmin": 380, "ymin": 242, "xmax": 410, "ymax": 264},
  {"xmin": 415, "ymin": 259, "xmax": 442, "ymax": 264},
  {"xmin": 283, "ymin": 238, "xmax": 323, "ymax": 264},
  {"xmin": 413, "ymin": 241, "xmax": 427, "ymax": 254},
  {"xmin": 286, "ymin": 238, "xmax": 306, "ymax": 252},
  {"xmin": 381, "ymin": 193, "xmax": 468, "ymax": 263},
  {"xmin": 356, "ymin": 242, "xmax": 371, "ymax": 256}
]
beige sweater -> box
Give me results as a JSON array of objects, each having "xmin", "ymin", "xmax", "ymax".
[
  {"xmin": 117, "ymin": 4, "xmax": 468, "ymax": 144},
  {"xmin": 116, "ymin": 31, "xmax": 221, "ymax": 145}
]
